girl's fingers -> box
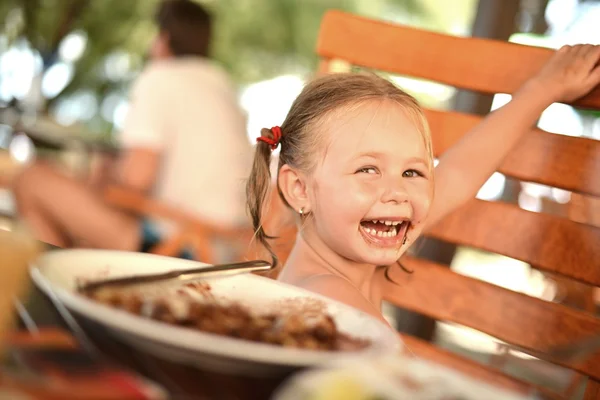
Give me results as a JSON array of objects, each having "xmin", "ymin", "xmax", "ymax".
[
  {"xmin": 582, "ymin": 45, "xmax": 600, "ymax": 70},
  {"xmin": 587, "ymin": 64, "xmax": 600, "ymax": 88}
]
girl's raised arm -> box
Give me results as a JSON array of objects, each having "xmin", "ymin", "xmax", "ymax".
[{"xmin": 426, "ymin": 45, "xmax": 600, "ymax": 230}]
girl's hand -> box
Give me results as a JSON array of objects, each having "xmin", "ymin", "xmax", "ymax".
[{"xmin": 529, "ymin": 44, "xmax": 600, "ymax": 103}]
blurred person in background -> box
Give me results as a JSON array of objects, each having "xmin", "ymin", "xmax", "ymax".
[{"xmin": 4, "ymin": 0, "xmax": 252, "ymax": 254}]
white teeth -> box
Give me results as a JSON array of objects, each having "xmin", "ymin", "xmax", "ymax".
[
  {"xmin": 367, "ymin": 220, "xmax": 404, "ymax": 226},
  {"xmin": 362, "ymin": 223, "xmax": 402, "ymax": 239}
]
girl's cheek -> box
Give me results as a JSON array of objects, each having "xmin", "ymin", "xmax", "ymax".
[
  {"xmin": 414, "ymin": 190, "xmax": 432, "ymax": 222},
  {"xmin": 349, "ymin": 180, "xmax": 378, "ymax": 203}
]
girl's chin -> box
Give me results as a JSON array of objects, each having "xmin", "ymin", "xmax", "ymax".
[{"xmin": 355, "ymin": 250, "xmax": 405, "ymax": 267}]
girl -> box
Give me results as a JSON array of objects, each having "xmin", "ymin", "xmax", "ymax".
[{"xmin": 247, "ymin": 44, "xmax": 600, "ymax": 322}]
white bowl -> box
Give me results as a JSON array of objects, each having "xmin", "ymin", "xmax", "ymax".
[
  {"xmin": 273, "ymin": 355, "xmax": 538, "ymax": 400},
  {"xmin": 30, "ymin": 249, "xmax": 400, "ymax": 377}
]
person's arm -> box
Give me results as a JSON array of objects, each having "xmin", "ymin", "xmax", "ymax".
[
  {"xmin": 426, "ymin": 44, "xmax": 600, "ymax": 229},
  {"xmin": 112, "ymin": 148, "xmax": 160, "ymax": 193},
  {"xmin": 87, "ymin": 149, "xmax": 159, "ymax": 194},
  {"xmin": 86, "ymin": 150, "xmax": 117, "ymax": 189},
  {"xmin": 109, "ymin": 64, "xmax": 170, "ymax": 194}
]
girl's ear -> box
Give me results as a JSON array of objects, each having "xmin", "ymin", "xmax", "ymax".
[{"xmin": 278, "ymin": 164, "xmax": 311, "ymax": 214}]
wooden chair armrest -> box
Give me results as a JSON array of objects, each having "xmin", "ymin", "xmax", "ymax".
[
  {"xmin": 103, "ymin": 185, "xmax": 250, "ymax": 238},
  {"xmin": 103, "ymin": 185, "xmax": 188, "ymax": 227},
  {"xmin": 104, "ymin": 185, "xmax": 255, "ymax": 263}
]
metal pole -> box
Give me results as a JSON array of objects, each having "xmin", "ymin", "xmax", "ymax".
[{"xmin": 395, "ymin": 0, "xmax": 526, "ymax": 341}]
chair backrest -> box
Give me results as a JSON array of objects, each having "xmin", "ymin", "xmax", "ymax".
[{"xmin": 316, "ymin": 9, "xmax": 600, "ymax": 395}]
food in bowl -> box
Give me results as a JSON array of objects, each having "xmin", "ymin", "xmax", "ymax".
[{"xmin": 79, "ymin": 282, "xmax": 369, "ymax": 352}]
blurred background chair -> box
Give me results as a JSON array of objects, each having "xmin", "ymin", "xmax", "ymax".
[{"xmin": 103, "ymin": 182, "xmax": 296, "ymax": 271}]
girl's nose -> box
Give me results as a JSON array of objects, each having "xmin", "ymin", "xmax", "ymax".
[{"xmin": 381, "ymin": 178, "xmax": 409, "ymax": 205}]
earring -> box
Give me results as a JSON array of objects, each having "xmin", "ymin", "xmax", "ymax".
[{"xmin": 299, "ymin": 207, "xmax": 304, "ymax": 216}]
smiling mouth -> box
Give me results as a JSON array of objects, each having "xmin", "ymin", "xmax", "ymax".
[{"xmin": 359, "ymin": 219, "xmax": 410, "ymax": 242}]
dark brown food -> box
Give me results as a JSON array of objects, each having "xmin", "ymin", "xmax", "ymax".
[{"xmin": 81, "ymin": 288, "xmax": 369, "ymax": 352}]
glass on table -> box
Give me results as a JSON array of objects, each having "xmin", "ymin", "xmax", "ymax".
[{"xmin": 0, "ymin": 223, "xmax": 43, "ymax": 357}]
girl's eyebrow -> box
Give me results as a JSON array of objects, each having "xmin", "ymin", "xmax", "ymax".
[
  {"xmin": 405, "ymin": 156, "xmax": 429, "ymax": 167},
  {"xmin": 355, "ymin": 151, "xmax": 385, "ymax": 160},
  {"xmin": 355, "ymin": 152, "xmax": 428, "ymax": 167}
]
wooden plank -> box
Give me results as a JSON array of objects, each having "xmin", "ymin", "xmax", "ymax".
[
  {"xmin": 568, "ymin": 194, "xmax": 600, "ymax": 228},
  {"xmin": 401, "ymin": 335, "xmax": 560, "ymax": 400},
  {"xmin": 317, "ymin": 10, "xmax": 600, "ymax": 109},
  {"xmin": 426, "ymin": 109, "xmax": 600, "ymax": 197},
  {"xmin": 425, "ymin": 199, "xmax": 600, "ymax": 286},
  {"xmin": 386, "ymin": 257, "xmax": 600, "ymax": 381}
]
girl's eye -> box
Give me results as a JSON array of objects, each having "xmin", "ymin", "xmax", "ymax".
[
  {"xmin": 403, "ymin": 169, "xmax": 424, "ymax": 178},
  {"xmin": 356, "ymin": 167, "xmax": 378, "ymax": 174}
]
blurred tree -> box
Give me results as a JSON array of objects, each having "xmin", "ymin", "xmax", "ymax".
[
  {"xmin": 209, "ymin": 0, "xmax": 426, "ymax": 83},
  {"xmin": 0, "ymin": 0, "xmax": 428, "ymax": 135},
  {"xmin": 0, "ymin": 0, "xmax": 156, "ymax": 136}
]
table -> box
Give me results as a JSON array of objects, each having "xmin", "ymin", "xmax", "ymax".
[{"xmin": 0, "ymin": 234, "xmax": 548, "ymax": 400}]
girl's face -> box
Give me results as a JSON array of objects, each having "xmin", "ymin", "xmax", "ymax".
[{"xmin": 305, "ymin": 100, "xmax": 432, "ymax": 267}]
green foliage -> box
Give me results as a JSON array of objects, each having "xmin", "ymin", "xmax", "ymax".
[
  {"xmin": 0, "ymin": 0, "xmax": 429, "ymax": 136},
  {"xmin": 1, "ymin": 0, "xmax": 427, "ymax": 95},
  {"xmin": 208, "ymin": 0, "xmax": 426, "ymax": 83}
]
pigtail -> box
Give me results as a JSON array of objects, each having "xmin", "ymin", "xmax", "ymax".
[{"xmin": 246, "ymin": 128, "xmax": 280, "ymax": 268}]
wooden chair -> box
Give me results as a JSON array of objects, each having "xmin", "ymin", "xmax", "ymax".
[
  {"xmin": 103, "ymin": 183, "xmax": 296, "ymax": 268},
  {"xmin": 316, "ymin": 10, "xmax": 600, "ymax": 399}
]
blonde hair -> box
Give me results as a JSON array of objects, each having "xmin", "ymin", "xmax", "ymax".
[{"xmin": 246, "ymin": 72, "xmax": 433, "ymax": 267}]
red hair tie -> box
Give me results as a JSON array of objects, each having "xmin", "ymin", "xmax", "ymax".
[{"xmin": 256, "ymin": 126, "xmax": 282, "ymax": 150}]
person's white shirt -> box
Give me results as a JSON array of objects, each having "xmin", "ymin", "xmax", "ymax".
[{"xmin": 120, "ymin": 57, "xmax": 252, "ymax": 231}]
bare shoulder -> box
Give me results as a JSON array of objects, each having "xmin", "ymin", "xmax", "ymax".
[{"xmin": 296, "ymin": 274, "xmax": 381, "ymax": 318}]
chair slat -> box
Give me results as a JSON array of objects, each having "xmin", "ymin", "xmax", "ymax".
[
  {"xmin": 426, "ymin": 109, "xmax": 600, "ymax": 197},
  {"xmin": 425, "ymin": 199, "xmax": 600, "ymax": 286},
  {"xmin": 317, "ymin": 10, "xmax": 600, "ymax": 108},
  {"xmin": 386, "ymin": 257, "xmax": 600, "ymax": 380}
]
